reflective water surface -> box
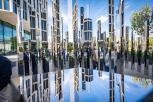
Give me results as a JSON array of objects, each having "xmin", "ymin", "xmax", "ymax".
[
  {"xmin": 12, "ymin": 67, "xmax": 153, "ymax": 102},
  {"xmin": 51, "ymin": 68, "xmax": 153, "ymax": 102}
]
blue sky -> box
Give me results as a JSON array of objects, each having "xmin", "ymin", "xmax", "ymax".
[{"xmin": 48, "ymin": 0, "xmax": 153, "ymax": 42}]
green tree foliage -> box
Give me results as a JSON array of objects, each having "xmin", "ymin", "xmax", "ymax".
[
  {"xmin": 67, "ymin": 42, "xmax": 73, "ymax": 53},
  {"xmin": 131, "ymin": 6, "xmax": 151, "ymax": 35}
]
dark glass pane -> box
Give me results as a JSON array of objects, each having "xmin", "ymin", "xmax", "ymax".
[
  {"xmin": 84, "ymin": 32, "xmax": 87, "ymax": 40},
  {"xmin": 17, "ymin": 0, "xmax": 20, "ymax": 5},
  {"xmin": 12, "ymin": 28, "xmax": 17, "ymax": 53},
  {"xmin": 88, "ymin": 22, "xmax": 92, "ymax": 30},
  {"xmin": 84, "ymin": 22, "xmax": 87, "ymax": 30},
  {"xmin": 13, "ymin": 2, "xmax": 17, "ymax": 13},
  {"xmin": 4, "ymin": 23, "xmax": 13, "ymax": 55},
  {"xmin": 0, "ymin": 22, "xmax": 4, "ymax": 55},
  {"xmin": 4, "ymin": 0, "xmax": 10, "ymax": 10},
  {"xmin": 42, "ymin": 31, "xmax": 47, "ymax": 41},
  {"xmin": 23, "ymin": 1, "xmax": 27, "ymax": 20},
  {"xmin": 41, "ymin": 20, "xmax": 46, "ymax": 30},
  {"xmin": 31, "ymin": 29, "xmax": 36, "ymax": 40},
  {"xmin": 0, "ymin": 0, "xmax": 2, "ymax": 9},
  {"xmin": 30, "ymin": 17, "xmax": 35, "ymax": 28}
]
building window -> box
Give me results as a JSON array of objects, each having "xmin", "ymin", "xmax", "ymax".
[
  {"xmin": 4, "ymin": 0, "xmax": 10, "ymax": 10},
  {"xmin": 37, "ymin": 15, "xmax": 39, "ymax": 28},
  {"xmin": 0, "ymin": 21, "xmax": 17, "ymax": 55},
  {"xmin": 37, "ymin": 0, "xmax": 39, "ymax": 12},
  {"xmin": 89, "ymin": 32, "xmax": 92, "ymax": 40},
  {"xmin": 88, "ymin": 22, "xmax": 92, "ymax": 30},
  {"xmin": 12, "ymin": 28, "xmax": 17, "ymax": 53},
  {"xmin": 0, "ymin": 0, "xmax": 2, "ymax": 9},
  {"xmin": 16, "ymin": 0, "xmax": 20, "ymax": 5},
  {"xmin": 31, "ymin": 29, "xmax": 36, "ymax": 40},
  {"xmin": 100, "ymin": 33, "xmax": 103, "ymax": 40},
  {"xmin": 84, "ymin": 32, "xmax": 87, "ymax": 40},
  {"xmin": 28, "ymin": 0, "xmax": 31, "ymax": 4},
  {"xmin": 41, "ymin": 13, "xmax": 46, "ymax": 19},
  {"xmin": 41, "ymin": 20, "xmax": 46, "ymax": 30},
  {"xmin": 30, "ymin": 17, "xmax": 35, "ymax": 28},
  {"xmin": 24, "ymin": 31, "xmax": 31, "ymax": 41},
  {"xmin": 42, "ymin": 31, "xmax": 47, "ymax": 41},
  {"xmin": 4, "ymin": 23, "xmax": 13, "ymax": 55},
  {"xmin": 84, "ymin": 22, "xmax": 87, "ymax": 30},
  {"xmin": 13, "ymin": 1, "xmax": 17, "ymax": 13},
  {"xmin": 23, "ymin": 1, "xmax": 27, "ymax": 20},
  {"xmin": 34, "ymin": 0, "xmax": 36, "ymax": 9},
  {"xmin": 0, "ymin": 21, "xmax": 4, "ymax": 55}
]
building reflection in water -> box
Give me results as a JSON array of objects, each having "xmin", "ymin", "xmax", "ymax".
[
  {"xmin": 82, "ymin": 68, "xmax": 86, "ymax": 90},
  {"xmin": 109, "ymin": 68, "xmax": 115, "ymax": 102},
  {"xmin": 9, "ymin": 51, "xmax": 153, "ymax": 102},
  {"xmin": 71, "ymin": 68, "xmax": 80, "ymax": 102},
  {"xmin": 23, "ymin": 73, "xmax": 50, "ymax": 102},
  {"xmin": 55, "ymin": 70, "xmax": 63, "ymax": 101},
  {"xmin": 10, "ymin": 66, "xmax": 153, "ymax": 102},
  {"xmin": 81, "ymin": 68, "xmax": 93, "ymax": 91},
  {"xmin": 82, "ymin": 53, "xmax": 94, "ymax": 91}
]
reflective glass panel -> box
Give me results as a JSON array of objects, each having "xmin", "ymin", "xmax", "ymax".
[
  {"xmin": 24, "ymin": 31, "xmax": 31, "ymax": 41},
  {"xmin": 4, "ymin": 0, "xmax": 10, "ymax": 10},
  {"xmin": 0, "ymin": 22, "xmax": 4, "ymax": 55},
  {"xmin": 4, "ymin": 23, "xmax": 12, "ymax": 55},
  {"xmin": 12, "ymin": 28, "xmax": 17, "ymax": 53},
  {"xmin": 0, "ymin": 0, "xmax": 2, "ymax": 9},
  {"xmin": 13, "ymin": 2, "xmax": 17, "ymax": 13}
]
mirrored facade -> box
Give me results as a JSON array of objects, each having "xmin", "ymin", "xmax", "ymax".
[{"xmin": 0, "ymin": 21, "xmax": 17, "ymax": 55}]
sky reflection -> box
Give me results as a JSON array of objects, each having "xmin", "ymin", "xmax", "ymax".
[{"xmin": 49, "ymin": 68, "xmax": 153, "ymax": 102}]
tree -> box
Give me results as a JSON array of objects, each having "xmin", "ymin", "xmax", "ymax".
[
  {"xmin": 131, "ymin": 6, "xmax": 150, "ymax": 35},
  {"xmin": 67, "ymin": 42, "xmax": 73, "ymax": 53},
  {"xmin": 11, "ymin": 37, "xmax": 17, "ymax": 52}
]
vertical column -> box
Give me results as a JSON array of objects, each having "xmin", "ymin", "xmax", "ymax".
[
  {"xmin": 120, "ymin": 0, "xmax": 124, "ymax": 101},
  {"xmin": 144, "ymin": 19, "xmax": 150, "ymax": 75},
  {"xmin": 108, "ymin": 0, "xmax": 114, "ymax": 102}
]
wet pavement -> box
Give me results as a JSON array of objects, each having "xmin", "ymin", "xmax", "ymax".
[{"xmin": 11, "ymin": 66, "xmax": 153, "ymax": 102}]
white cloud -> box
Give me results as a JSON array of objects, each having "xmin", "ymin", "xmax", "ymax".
[
  {"xmin": 94, "ymin": 15, "xmax": 108, "ymax": 37},
  {"xmin": 125, "ymin": 5, "xmax": 130, "ymax": 10},
  {"xmin": 125, "ymin": 2, "xmax": 130, "ymax": 10},
  {"xmin": 61, "ymin": 13, "xmax": 69, "ymax": 26},
  {"xmin": 96, "ymin": 15, "xmax": 108, "ymax": 23}
]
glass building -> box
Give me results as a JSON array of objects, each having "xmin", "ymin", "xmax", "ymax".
[
  {"xmin": 0, "ymin": 0, "xmax": 48, "ymax": 56},
  {"xmin": 72, "ymin": 0, "xmax": 78, "ymax": 50},
  {"xmin": 0, "ymin": 21, "xmax": 17, "ymax": 55},
  {"xmin": 52, "ymin": 0, "xmax": 60, "ymax": 53},
  {"xmin": 83, "ymin": 18, "xmax": 92, "ymax": 46}
]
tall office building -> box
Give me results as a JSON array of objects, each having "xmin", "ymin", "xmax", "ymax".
[
  {"xmin": 80, "ymin": 7, "xmax": 84, "ymax": 43},
  {"xmin": 97, "ymin": 20, "xmax": 106, "ymax": 48},
  {"xmin": 109, "ymin": 0, "xmax": 115, "ymax": 49},
  {"xmin": 23, "ymin": 73, "xmax": 50, "ymax": 102},
  {"xmin": 119, "ymin": 0, "xmax": 125, "ymax": 101},
  {"xmin": 65, "ymin": 31, "xmax": 69, "ymax": 53},
  {"xmin": 55, "ymin": 70, "xmax": 63, "ymax": 101},
  {"xmin": 72, "ymin": 0, "xmax": 78, "ymax": 51},
  {"xmin": 0, "ymin": 0, "xmax": 48, "ymax": 55},
  {"xmin": 97, "ymin": 20, "xmax": 101, "ymax": 41},
  {"xmin": 0, "ymin": 0, "xmax": 48, "ymax": 77},
  {"xmin": 120, "ymin": 0, "xmax": 124, "ymax": 55},
  {"xmin": 125, "ymin": 26, "xmax": 129, "ymax": 51},
  {"xmin": 108, "ymin": 0, "xmax": 115, "ymax": 102},
  {"xmin": 52, "ymin": 0, "xmax": 60, "ymax": 53},
  {"xmin": 83, "ymin": 18, "xmax": 92, "ymax": 47}
]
